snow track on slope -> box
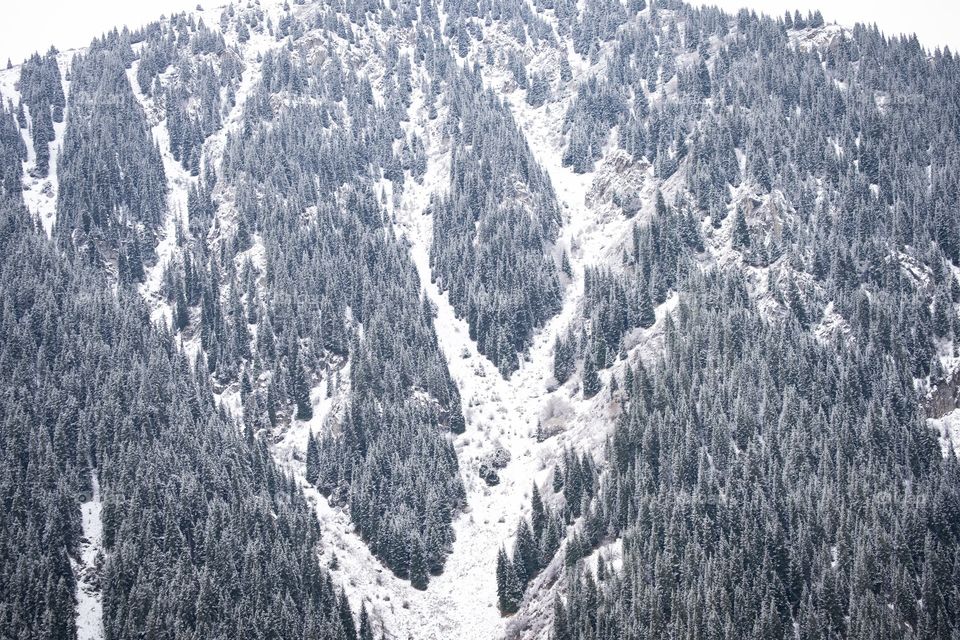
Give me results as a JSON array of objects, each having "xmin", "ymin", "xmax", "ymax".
[
  {"xmin": 127, "ymin": 63, "xmax": 190, "ymax": 328},
  {"xmin": 72, "ymin": 473, "xmax": 104, "ymax": 640}
]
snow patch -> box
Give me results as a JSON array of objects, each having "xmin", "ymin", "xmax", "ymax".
[
  {"xmin": 814, "ymin": 301, "xmax": 850, "ymax": 342},
  {"xmin": 73, "ymin": 473, "xmax": 105, "ymax": 640},
  {"xmin": 928, "ymin": 408, "xmax": 960, "ymax": 458}
]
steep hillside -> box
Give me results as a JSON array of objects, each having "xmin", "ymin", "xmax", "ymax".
[{"xmin": 0, "ymin": 0, "xmax": 959, "ymax": 638}]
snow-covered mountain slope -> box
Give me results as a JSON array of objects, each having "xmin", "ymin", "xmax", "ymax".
[
  {"xmin": 262, "ymin": 69, "xmax": 666, "ymax": 639},
  {"xmin": 108, "ymin": 0, "xmax": 960, "ymax": 636},
  {"xmin": 101, "ymin": 3, "xmax": 648, "ymax": 638},
  {"xmin": 6, "ymin": 0, "xmax": 958, "ymax": 637},
  {"xmin": 227, "ymin": 3, "xmax": 690, "ymax": 637}
]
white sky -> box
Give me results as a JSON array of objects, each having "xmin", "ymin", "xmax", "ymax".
[
  {"xmin": 1, "ymin": 0, "xmax": 210, "ymax": 65},
  {"xmin": 0, "ymin": 0, "xmax": 957, "ymax": 65}
]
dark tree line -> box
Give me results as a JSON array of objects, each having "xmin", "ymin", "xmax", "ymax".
[
  {"xmin": 0, "ymin": 101, "xmax": 26, "ymax": 196},
  {"xmin": 202, "ymin": 17, "xmax": 467, "ymax": 585},
  {"xmin": 55, "ymin": 31, "xmax": 166, "ymax": 281},
  {"xmin": 0, "ymin": 193, "xmax": 366, "ymax": 638},
  {"xmin": 432, "ymin": 68, "xmax": 563, "ymax": 375}
]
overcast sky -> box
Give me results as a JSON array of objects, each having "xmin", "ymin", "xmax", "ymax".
[
  {"xmin": 2, "ymin": 0, "xmax": 208, "ymax": 64},
  {"xmin": 1, "ymin": 0, "xmax": 957, "ymax": 65}
]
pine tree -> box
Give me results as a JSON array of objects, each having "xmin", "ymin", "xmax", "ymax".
[
  {"xmin": 291, "ymin": 346, "xmax": 312, "ymax": 421},
  {"xmin": 932, "ymin": 290, "xmax": 952, "ymax": 338},
  {"xmin": 504, "ymin": 563, "xmax": 524, "ymax": 614},
  {"xmin": 410, "ymin": 536, "xmax": 429, "ymax": 590},
  {"xmin": 498, "ymin": 554, "xmax": 524, "ymax": 615},
  {"xmin": 732, "ymin": 205, "xmax": 750, "ymax": 250},
  {"xmin": 553, "ymin": 594, "xmax": 570, "ymax": 640},
  {"xmin": 784, "ymin": 276, "xmax": 808, "ymax": 326},
  {"xmin": 512, "ymin": 519, "xmax": 540, "ymax": 586},
  {"xmin": 559, "ymin": 56, "xmax": 572, "ymax": 82},
  {"xmin": 541, "ymin": 516, "xmax": 561, "ymax": 564},
  {"xmin": 175, "ymin": 285, "xmax": 189, "ymax": 331},
  {"xmin": 553, "ymin": 332, "xmax": 575, "ymax": 384},
  {"xmin": 359, "ymin": 605, "xmax": 375, "ymax": 640},
  {"xmin": 31, "ymin": 101, "xmax": 52, "ymax": 177},
  {"xmin": 531, "ymin": 483, "xmax": 546, "ymax": 541},
  {"xmin": 582, "ymin": 351, "xmax": 601, "ymax": 398},
  {"xmin": 697, "ymin": 59, "xmax": 711, "ymax": 97},
  {"xmin": 638, "ymin": 287, "xmax": 656, "ymax": 328},
  {"xmin": 527, "ymin": 72, "xmax": 550, "ymax": 107},
  {"xmin": 339, "ymin": 591, "xmax": 358, "ymax": 640},
  {"xmin": 305, "ymin": 433, "xmax": 320, "ymax": 484},
  {"xmin": 496, "ymin": 547, "xmax": 511, "ymax": 614}
]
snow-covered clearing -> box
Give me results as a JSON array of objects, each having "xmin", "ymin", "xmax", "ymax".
[{"xmin": 72, "ymin": 473, "xmax": 104, "ymax": 640}]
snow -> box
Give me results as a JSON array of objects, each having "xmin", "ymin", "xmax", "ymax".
[
  {"xmin": 814, "ymin": 300, "xmax": 850, "ymax": 342},
  {"xmin": 788, "ymin": 23, "xmax": 846, "ymax": 53},
  {"xmin": 928, "ymin": 408, "xmax": 960, "ymax": 458},
  {"xmin": 0, "ymin": 5, "xmax": 944, "ymax": 638},
  {"xmin": 89, "ymin": 4, "xmax": 869, "ymax": 638},
  {"xmin": 219, "ymin": 7, "xmax": 689, "ymax": 636},
  {"xmin": 114, "ymin": 6, "xmax": 876, "ymax": 637},
  {"xmin": 9, "ymin": 2, "xmax": 663, "ymax": 637},
  {"xmin": 273, "ymin": 356, "xmax": 351, "ymax": 459},
  {"xmin": 72, "ymin": 473, "xmax": 104, "ymax": 640},
  {"xmin": 124, "ymin": 60, "xmax": 189, "ymax": 327},
  {"xmin": 933, "ymin": 338, "xmax": 960, "ymax": 385},
  {"xmin": 896, "ymin": 249, "xmax": 932, "ymax": 288},
  {"xmin": 213, "ymin": 26, "xmax": 663, "ymax": 632},
  {"xmin": 214, "ymin": 381, "xmax": 244, "ymax": 420}
]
